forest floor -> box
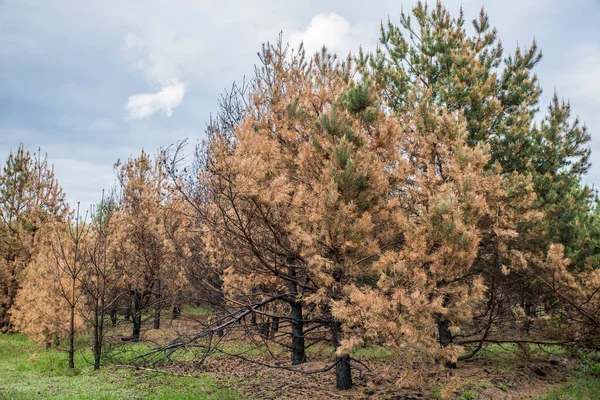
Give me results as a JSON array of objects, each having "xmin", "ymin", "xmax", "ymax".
[
  {"xmin": 1, "ymin": 308, "xmax": 599, "ymax": 399},
  {"xmin": 0, "ymin": 334, "xmax": 240, "ymax": 399}
]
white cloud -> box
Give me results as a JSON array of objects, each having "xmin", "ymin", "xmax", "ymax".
[
  {"xmin": 125, "ymin": 81, "xmax": 187, "ymax": 120},
  {"xmin": 121, "ymin": 30, "xmax": 200, "ymax": 120},
  {"xmin": 288, "ymin": 13, "xmax": 364, "ymax": 57}
]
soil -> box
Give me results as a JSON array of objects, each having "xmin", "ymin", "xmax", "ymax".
[
  {"xmin": 108, "ymin": 312, "xmax": 577, "ymax": 399},
  {"xmin": 151, "ymin": 352, "xmax": 574, "ymax": 399}
]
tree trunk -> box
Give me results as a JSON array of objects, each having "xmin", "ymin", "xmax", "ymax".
[
  {"xmin": 270, "ymin": 316, "xmax": 279, "ymax": 339},
  {"xmin": 331, "ymin": 320, "xmax": 352, "ymax": 390},
  {"xmin": 153, "ymin": 280, "xmax": 161, "ymax": 330},
  {"xmin": 93, "ymin": 306, "xmax": 101, "ymax": 370},
  {"xmin": 290, "ymin": 301, "xmax": 305, "ymax": 365},
  {"xmin": 436, "ymin": 313, "xmax": 456, "ymax": 368},
  {"xmin": 68, "ymin": 303, "xmax": 75, "ymax": 369},
  {"xmin": 109, "ymin": 301, "xmax": 118, "ymax": 326},
  {"xmin": 336, "ymin": 355, "xmax": 353, "ymax": 390},
  {"xmin": 93, "ymin": 295, "xmax": 106, "ymax": 370},
  {"xmin": 287, "ymin": 263, "xmax": 305, "ymax": 365},
  {"xmin": 124, "ymin": 298, "xmax": 131, "ymax": 321},
  {"xmin": 172, "ymin": 305, "xmax": 181, "ymax": 320},
  {"xmin": 132, "ymin": 291, "xmax": 142, "ymax": 342},
  {"xmin": 260, "ymin": 316, "xmax": 270, "ymax": 338},
  {"xmin": 523, "ymin": 299, "xmax": 535, "ymax": 333}
]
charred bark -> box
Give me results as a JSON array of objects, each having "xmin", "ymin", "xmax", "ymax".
[
  {"xmin": 172, "ymin": 305, "xmax": 181, "ymax": 320},
  {"xmin": 290, "ymin": 300, "xmax": 306, "ymax": 365},
  {"xmin": 331, "ymin": 320, "xmax": 352, "ymax": 390},
  {"xmin": 153, "ymin": 280, "xmax": 162, "ymax": 330},
  {"xmin": 270, "ymin": 316, "xmax": 280, "ymax": 339},
  {"xmin": 436, "ymin": 312, "xmax": 456, "ymax": 368},
  {"xmin": 132, "ymin": 291, "xmax": 143, "ymax": 342}
]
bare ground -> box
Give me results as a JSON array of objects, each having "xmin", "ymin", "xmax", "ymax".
[{"xmin": 106, "ymin": 312, "xmax": 579, "ymax": 399}]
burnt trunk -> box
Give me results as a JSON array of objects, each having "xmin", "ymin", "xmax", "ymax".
[
  {"xmin": 93, "ymin": 295, "xmax": 107, "ymax": 370},
  {"xmin": 270, "ymin": 316, "xmax": 280, "ymax": 339},
  {"xmin": 124, "ymin": 298, "xmax": 131, "ymax": 321},
  {"xmin": 259, "ymin": 316, "xmax": 270, "ymax": 338},
  {"xmin": 132, "ymin": 291, "xmax": 142, "ymax": 342},
  {"xmin": 290, "ymin": 300, "xmax": 305, "ymax": 365},
  {"xmin": 172, "ymin": 305, "xmax": 181, "ymax": 320},
  {"xmin": 68, "ymin": 303, "xmax": 75, "ymax": 369},
  {"xmin": 336, "ymin": 355, "xmax": 353, "ymax": 390},
  {"xmin": 436, "ymin": 313, "xmax": 456, "ymax": 368},
  {"xmin": 109, "ymin": 303, "xmax": 118, "ymax": 326},
  {"xmin": 331, "ymin": 320, "xmax": 352, "ymax": 390},
  {"xmin": 93, "ymin": 309, "xmax": 101, "ymax": 370},
  {"xmin": 287, "ymin": 263, "xmax": 305, "ymax": 365},
  {"xmin": 523, "ymin": 300, "xmax": 535, "ymax": 332},
  {"xmin": 153, "ymin": 281, "xmax": 161, "ymax": 330}
]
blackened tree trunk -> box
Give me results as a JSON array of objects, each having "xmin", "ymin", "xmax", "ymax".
[
  {"xmin": 437, "ymin": 315, "xmax": 452, "ymax": 347},
  {"xmin": 92, "ymin": 294, "xmax": 108, "ymax": 370},
  {"xmin": 153, "ymin": 280, "xmax": 162, "ymax": 330},
  {"xmin": 132, "ymin": 291, "xmax": 142, "ymax": 342},
  {"xmin": 92, "ymin": 305, "xmax": 101, "ymax": 370},
  {"xmin": 172, "ymin": 304, "xmax": 181, "ymax": 320},
  {"xmin": 435, "ymin": 312, "xmax": 456, "ymax": 368},
  {"xmin": 109, "ymin": 301, "xmax": 118, "ymax": 326},
  {"xmin": 270, "ymin": 316, "xmax": 279, "ymax": 339},
  {"xmin": 259, "ymin": 316, "xmax": 270, "ymax": 338},
  {"xmin": 435, "ymin": 284, "xmax": 456, "ymax": 369},
  {"xmin": 124, "ymin": 298, "xmax": 131, "ymax": 321},
  {"xmin": 523, "ymin": 299, "xmax": 535, "ymax": 332},
  {"xmin": 287, "ymin": 264, "xmax": 305, "ymax": 365},
  {"xmin": 336, "ymin": 355, "xmax": 352, "ymax": 390},
  {"xmin": 290, "ymin": 301, "xmax": 305, "ymax": 365},
  {"xmin": 68, "ymin": 302, "xmax": 75, "ymax": 369},
  {"xmin": 331, "ymin": 320, "xmax": 352, "ymax": 390}
]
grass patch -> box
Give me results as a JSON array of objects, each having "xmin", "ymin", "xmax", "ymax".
[
  {"xmin": 474, "ymin": 343, "xmax": 566, "ymax": 362},
  {"xmin": 541, "ymin": 374, "xmax": 600, "ymax": 400},
  {"xmin": 182, "ymin": 305, "xmax": 212, "ymax": 317},
  {"xmin": 351, "ymin": 345, "xmax": 393, "ymax": 359},
  {"xmin": 0, "ymin": 333, "xmax": 240, "ymax": 400}
]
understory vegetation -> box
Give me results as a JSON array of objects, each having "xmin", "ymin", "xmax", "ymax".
[
  {"xmin": 0, "ymin": 334, "xmax": 240, "ymax": 399},
  {"xmin": 1, "ymin": 1, "xmax": 600, "ymax": 399}
]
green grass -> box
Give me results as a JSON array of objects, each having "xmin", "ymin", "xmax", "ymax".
[
  {"xmin": 0, "ymin": 334, "xmax": 241, "ymax": 400},
  {"xmin": 541, "ymin": 374, "xmax": 600, "ymax": 400},
  {"xmin": 350, "ymin": 345, "xmax": 393, "ymax": 359},
  {"xmin": 473, "ymin": 343, "xmax": 566, "ymax": 361},
  {"xmin": 305, "ymin": 342, "xmax": 393, "ymax": 359},
  {"xmin": 182, "ymin": 305, "xmax": 212, "ymax": 317}
]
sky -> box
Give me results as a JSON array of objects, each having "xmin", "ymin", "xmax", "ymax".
[{"xmin": 0, "ymin": 0, "xmax": 599, "ymax": 209}]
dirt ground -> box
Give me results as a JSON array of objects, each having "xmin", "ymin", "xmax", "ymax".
[
  {"xmin": 197, "ymin": 357, "xmax": 572, "ymax": 399},
  {"xmin": 109, "ymin": 312, "xmax": 579, "ymax": 399},
  {"xmin": 143, "ymin": 347, "xmax": 574, "ymax": 399}
]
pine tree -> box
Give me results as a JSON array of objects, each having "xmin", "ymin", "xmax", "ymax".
[
  {"xmin": 112, "ymin": 151, "xmax": 186, "ymax": 342},
  {"xmin": 82, "ymin": 191, "xmax": 123, "ymax": 370},
  {"xmin": 364, "ymin": 1, "xmax": 596, "ymax": 269},
  {"xmin": 0, "ymin": 145, "xmax": 67, "ymax": 329}
]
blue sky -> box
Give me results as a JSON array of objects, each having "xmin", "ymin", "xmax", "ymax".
[{"xmin": 1, "ymin": 0, "xmax": 599, "ymax": 208}]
